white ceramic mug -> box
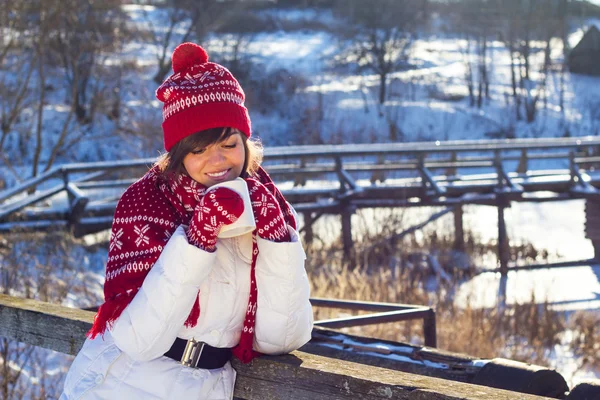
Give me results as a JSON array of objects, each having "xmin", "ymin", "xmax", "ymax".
[{"xmin": 208, "ymin": 177, "xmax": 256, "ymax": 238}]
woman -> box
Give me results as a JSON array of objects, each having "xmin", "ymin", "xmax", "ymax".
[{"xmin": 60, "ymin": 42, "xmax": 313, "ymax": 400}]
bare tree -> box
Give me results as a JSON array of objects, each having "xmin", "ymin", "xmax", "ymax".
[
  {"xmin": 31, "ymin": 12, "xmax": 50, "ymax": 179},
  {"xmin": 0, "ymin": 1, "xmax": 36, "ymax": 155},
  {"xmin": 45, "ymin": 0, "xmax": 130, "ymax": 124},
  {"xmin": 147, "ymin": 0, "xmax": 201, "ymax": 84},
  {"xmin": 495, "ymin": 0, "xmax": 563, "ymax": 123},
  {"xmin": 335, "ymin": 0, "xmax": 426, "ymax": 105},
  {"xmin": 558, "ymin": 0, "xmax": 569, "ymax": 116},
  {"xmin": 147, "ymin": 0, "xmax": 251, "ymax": 84},
  {"xmin": 448, "ymin": 0, "xmax": 566, "ymax": 123},
  {"xmin": 0, "ymin": 0, "xmax": 132, "ymax": 177},
  {"xmin": 449, "ymin": 0, "xmax": 500, "ymax": 109}
]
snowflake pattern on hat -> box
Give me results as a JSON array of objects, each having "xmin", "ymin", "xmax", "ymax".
[{"xmin": 156, "ymin": 42, "xmax": 252, "ymax": 151}]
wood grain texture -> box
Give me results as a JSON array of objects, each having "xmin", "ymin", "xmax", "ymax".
[
  {"xmin": 231, "ymin": 352, "xmax": 553, "ymax": 400},
  {"xmin": 0, "ymin": 294, "xmax": 94, "ymax": 355}
]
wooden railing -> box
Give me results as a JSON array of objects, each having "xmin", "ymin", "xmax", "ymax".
[
  {"xmin": 3, "ymin": 136, "xmax": 600, "ymax": 226},
  {"xmin": 0, "ymin": 294, "xmax": 571, "ymax": 400}
]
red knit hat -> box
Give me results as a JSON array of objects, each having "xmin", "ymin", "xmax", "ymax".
[{"xmin": 156, "ymin": 42, "xmax": 252, "ymax": 151}]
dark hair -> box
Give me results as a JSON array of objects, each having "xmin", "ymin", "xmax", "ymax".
[{"xmin": 155, "ymin": 127, "xmax": 263, "ymax": 180}]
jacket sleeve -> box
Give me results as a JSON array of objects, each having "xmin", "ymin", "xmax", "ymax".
[
  {"xmin": 253, "ymin": 225, "xmax": 313, "ymax": 354},
  {"xmin": 109, "ymin": 226, "xmax": 216, "ymax": 362}
]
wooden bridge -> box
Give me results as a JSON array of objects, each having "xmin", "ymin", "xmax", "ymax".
[{"xmin": 3, "ymin": 136, "xmax": 600, "ymax": 275}]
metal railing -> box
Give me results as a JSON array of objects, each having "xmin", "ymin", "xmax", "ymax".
[
  {"xmin": 311, "ymin": 298, "xmax": 437, "ymax": 348},
  {"xmin": 83, "ymin": 297, "xmax": 437, "ymax": 348}
]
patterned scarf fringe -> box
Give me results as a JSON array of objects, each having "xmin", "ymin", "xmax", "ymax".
[
  {"xmin": 232, "ymin": 236, "xmax": 261, "ymax": 364},
  {"xmin": 184, "ymin": 295, "xmax": 201, "ymax": 328},
  {"xmin": 88, "ymin": 290, "xmax": 138, "ymax": 339}
]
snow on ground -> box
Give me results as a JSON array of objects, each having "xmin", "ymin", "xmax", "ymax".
[
  {"xmin": 553, "ymin": 329, "xmax": 600, "ymax": 387},
  {"xmin": 456, "ymin": 265, "xmax": 600, "ymax": 311},
  {"xmin": 465, "ymin": 200, "xmax": 594, "ymax": 262},
  {"xmin": 240, "ymin": 31, "xmax": 337, "ymax": 73}
]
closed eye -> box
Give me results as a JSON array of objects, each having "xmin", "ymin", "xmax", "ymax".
[{"xmin": 191, "ymin": 148, "xmax": 205, "ymax": 155}]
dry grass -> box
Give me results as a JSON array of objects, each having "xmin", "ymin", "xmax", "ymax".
[
  {"xmin": 304, "ymin": 209, "xmax": 570, "ymax": 366},
  {"xmin": 569, "ymin": 312, "xmax": 600, "ymax": 370},
  {"xmin": 309, "ymin": 263, "xmax": 566, "ymax": 365}
]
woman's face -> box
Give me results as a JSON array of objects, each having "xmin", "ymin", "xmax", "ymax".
[{"xmin": 182, "ymin": 132, "xmax": 246, "ymax": 187}]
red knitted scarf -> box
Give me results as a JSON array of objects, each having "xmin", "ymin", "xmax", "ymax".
[{"xmin": 88, "ymin": 165, "xmax": 296, "ymax": 364}]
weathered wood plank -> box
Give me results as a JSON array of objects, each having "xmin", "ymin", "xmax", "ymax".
[
  {"xmin": 231, "ymin": 352, "xmax": 553, "ymax": 400},
  {"xmin": 0, "ymin": 295, "xmax": 553, "ymax": 400},
  {"xmin": 0, "ymin": 294, "xmax": 94, "ymax": 355}
]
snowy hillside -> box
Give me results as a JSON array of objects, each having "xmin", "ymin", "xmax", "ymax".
[{"xmin": 2, "ymin": 4, "xmax": 600, "ymax": 174}]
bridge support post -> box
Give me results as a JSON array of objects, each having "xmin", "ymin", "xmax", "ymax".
[
  {"xmin": 497, "ymin": 199, "xmax": 510, "ymax": 277},
  {"xmin": 584, "ymin": 200, "xmax": 600, "ymax": 260},
  {"xmin": 341, "ymin": 203, "xmax": 354, "ymax": 264},
  {"xmin": 302, "ymin": 212, "xmax": 314, "ymax": 247},
  {"xmin": 453, "ymin": 205, "xmax": 465, "ymax": 252}
]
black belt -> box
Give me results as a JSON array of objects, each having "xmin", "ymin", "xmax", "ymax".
[{"xmin": 164, "ymin": 338, "xmax": 232, "ymax": 370}]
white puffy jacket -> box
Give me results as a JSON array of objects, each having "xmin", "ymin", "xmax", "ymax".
[{"xmin": 60, "ymin": 224, "xmax": 313, "ymax": 400}]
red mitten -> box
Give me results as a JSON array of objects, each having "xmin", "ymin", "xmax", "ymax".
[
  {"xmin": 246, "ymin": 178, "xmax": 291, "ymax": 242},
  {"xmin": 187, "ymin": 187, "xmax": 244, "ymax": 251}
]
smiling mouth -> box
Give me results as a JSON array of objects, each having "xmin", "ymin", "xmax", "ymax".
[{"xmin": 206, "ymin": 169, "xmax": 230, "ymax": 178}]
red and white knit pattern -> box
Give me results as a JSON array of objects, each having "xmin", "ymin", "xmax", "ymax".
[
  {"xmin": 186, "ymin": 187, "xmax": 244, "ymax": 252},
  {"xmin": 232, "ymin": 235, "xmax": 261, "ymax": 363},
  {"xmin": 160, "ymin": 67, "xmax": 245, "ymax": 122},
  {"xmin": 88, "ymin": 166, "xmax": 295, "ymax": 365},
  {"xmin": 247, "ymin": 178, "xmax": 291, "ymax": 243},
  {"xmin": 155, "ymin": 43, "xmax": 252, "ymax": 151}
]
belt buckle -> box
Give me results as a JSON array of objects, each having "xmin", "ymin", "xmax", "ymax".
[{"xmin": 181, "ymin": 338, "xmax": 205, "ymax": 368}]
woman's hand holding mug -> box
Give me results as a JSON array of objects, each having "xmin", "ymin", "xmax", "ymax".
[{"xmin": 186, "ymin": 187, "xmax": 244, "ymax": 252}]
